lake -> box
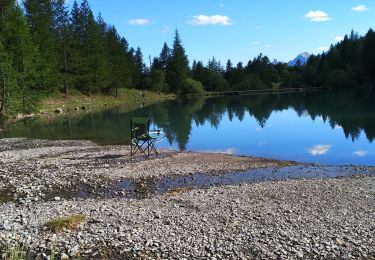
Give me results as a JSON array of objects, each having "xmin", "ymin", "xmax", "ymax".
[{"xmin": 1, "ymin": 90, "xmax": 374, "ymax": 165}]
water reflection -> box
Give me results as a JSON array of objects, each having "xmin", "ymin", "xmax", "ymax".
[
  {"xmin": 1, "ymin": 90, "xmax": 375, "ymax": 164},
  {"xmin": 353, "ymin": 150, "xmax": 368, "ymax": 157},
  {"xmin": 308, "ymin": 144, "xmax": 332, "ymax": 156}
]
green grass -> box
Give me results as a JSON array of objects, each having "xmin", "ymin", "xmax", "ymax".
[
  {"xmin": 2, "ymin": 243, "xmax": 58, "ymax": 260},
  {"xmin": 40, "ymin": 88, "xmax": 176, "ymax": 115},
  {"xmin": 44, "ymin": 214, "xmax": 86, "ymax": 232},
  {"xmin": 3, "ymin": 244, "xmax": 28, "ymax": 260},
  {"xmin": 0, "ymin": 190, "xmax": 14, "ymax": 204}
]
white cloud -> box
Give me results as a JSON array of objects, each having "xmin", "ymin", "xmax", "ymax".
[
  {"xmin": 254, "ymin": 25, "xmax": 263, "ymax": 30},
  {"xmin": 265, "ymin": 44, "xmax": 271, "ymax": 48},
  {"xmin": 305, "ymin": 10, "xmax": 331, "ymax": 22},
  {"xmin": 188, "ymin": 15, "xmax": 232, "ymax": 26},
  {"xmin": 219, "ymin": 3, "xmax": 224, "ymax": 7},
  {"xmin": 335, "ymin": 36, "xmax": 344, "ymax": 42},
  {"xmin": 128, "ymin": 19, "xmax": 151, "ymax": 26},
  {"xmin": 353, "ymin": 150, "xmax": 368, "ymax": 157},
  {"xmin": 317, "ymin": 46, "xmax": 329, "ymax": 52},
  {"xmin": 161, "ymin": 26, "xmax": 171, "ymax": 33},
  {"xmin": 351, "ymin": 5, "xmax": 369, "ymax": 12},
  {"xmin": 308, "ymin": 144, "xmax": 332, "ymax": 156},
  {"xmin": 253, "ymin": 41, "xmax": 260, "ymax": 45}
]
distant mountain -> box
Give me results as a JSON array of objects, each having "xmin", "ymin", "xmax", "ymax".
[{"xmin": 288, "ymin": 52, "xmax": 311, "ymax": 66}]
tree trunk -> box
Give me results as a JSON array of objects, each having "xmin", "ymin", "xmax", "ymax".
[
  {"xmin": 63, "ymin": 44, "xmax": 68, "ymax": 96},
  {"xmin": 0, "ymin": 63, "xmax": 6, "ymax": 115}
]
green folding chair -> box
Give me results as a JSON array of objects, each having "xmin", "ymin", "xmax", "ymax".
[{"xmin": 130, "ymin": 117, "xmax": 161, "ymax": 157}]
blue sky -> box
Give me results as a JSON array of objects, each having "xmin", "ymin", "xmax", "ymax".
[{"xmin": 73, "ymin": 0, "xmax": 374, "ymax": 65}]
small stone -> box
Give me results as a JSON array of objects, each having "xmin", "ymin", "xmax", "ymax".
[
  {"xmin": 60, "ymin": 253, "xmax": 69, "ymax": 260},
  {"xmin": 335, "ymin": 238, "xmax": 344, "ymax": 246},
  {"xmin": 54, "ymin": 196, "xmax": 61, "ymax": 201},
  {"xmin": 54, "ymin": 108, "xmax": 63, "ymax": 114},
  {"xmin": 296, "ymin": 251, "xmax": 304, "ymax": 258}
]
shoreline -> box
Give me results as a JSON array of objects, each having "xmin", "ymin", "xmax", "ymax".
[
  {"xmin": 0, "ymin": 138, "xmax": 374, "ymax": 259},
  {"xmin": 4, "ymin": 89, "xmax": 176, "ymax": 122}
]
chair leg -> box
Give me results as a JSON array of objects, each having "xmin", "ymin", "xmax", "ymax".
[
  {"xmin": 150, "ymin": 139, "xmax": 158, "ymax": 155},
  {"xmin": 132, "ymin": 139, "xmax": 158, "ymax": 157}
]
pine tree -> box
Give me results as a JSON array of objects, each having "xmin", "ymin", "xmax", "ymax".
[
  {"xmin": 1, "ymin": 0, "xmax": 40, "ymax": 113},
  {"xmin": 133, "ymin": 47, "xmax": 145, "ymax": 88},
  {"xmin": 24, "ymin": 0, "xmax": 58, "ymax": 92},
  {"xmin": 159, "ymin": 42, "xmax": 171, "ymax": 73},
  {"xmin": 0, "ymin": 39, "xmax": 15, "ymax": 114},
  {"xmin": 166, "ymin": 30, "xmax": 189, "ymax": 95},
  {"xmin": 105, "ymin": 26, "xmax": 131, "ymax": 94},
  {"xmin": 52, "ymin": 0, "xmax": 70, "ymax": 94},
  {"xmin": 69, "ymin": 0, "xmax": 84, "ymax": 90},
  {"xmin": 362, "ymin": 29, "xmax": 375, "ymax": 82}
]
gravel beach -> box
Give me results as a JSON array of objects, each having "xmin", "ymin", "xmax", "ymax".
[{"xmin": 0, "ymin": 138, "xmax": 374, "ymax": 259}]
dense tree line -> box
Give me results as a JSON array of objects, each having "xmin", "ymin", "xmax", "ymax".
[
  {"xmin": 189, "ymin": 29, "xmax": 375, "ymax": 92},
  {"xmin": 298, "ymin": 29, "xmax": 375, "ymax": 89},
  {"xmin": 0, "ymin": 0, "xmax": 200, "ymax": 116},
  {"xmin": 0, "ymin": 0, "xmax": 137, "ymax": 114}
]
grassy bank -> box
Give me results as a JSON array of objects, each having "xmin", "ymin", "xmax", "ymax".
[{"xmin": 41, "ymin": 89, "xmax": 175, "ymax": 114}]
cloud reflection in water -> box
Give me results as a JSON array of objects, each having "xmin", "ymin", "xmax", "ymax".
[{"xmin": 308, "ymin": 144, "xmax": 332, "ymax": 156}]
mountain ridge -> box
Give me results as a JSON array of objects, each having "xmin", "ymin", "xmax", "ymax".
[{"xmin": 288, "ymin": 52, "xmax": 311, "ymax": 66}]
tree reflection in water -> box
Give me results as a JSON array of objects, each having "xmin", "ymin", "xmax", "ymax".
[{"xmin": 1, "ymin": 90, "xmax": 374, "ymax": 149}]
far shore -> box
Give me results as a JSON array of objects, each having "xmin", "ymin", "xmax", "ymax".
[
  {"xmin": 4, "ymin": 87, "xmax": 328, "ymax": 123},
  {"xmin": 4, "ymin": 89, "xmax": 176, "ymax": 122},
  {"xmin": 0, "ymin": 138, "xmax": 374, "ymax": 259}
]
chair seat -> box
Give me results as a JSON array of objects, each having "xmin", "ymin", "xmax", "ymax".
[{"xmin": 137, "ymin": 134, "xmax": 158, "ymax": 141}]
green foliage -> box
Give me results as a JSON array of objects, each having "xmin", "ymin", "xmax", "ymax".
[
  {"xmin": 191, "ymin": 59, "xmax": 229, "ymax": 92},
  {"xmin": 150, "ymin": 69, "xmax": 167, "ymax": 92},
  {"xmin": 25, "ymin": 0, "xmax": 59, "ymax": 92},
  {"xmin": 0, "ymin": 39, "xmax": 16, "ymax": 114},
  {"xmin": 0, "ymin": 0, "xmax": 41, "ymax": 114},
  {"xmin": 362, "ymin": 29, "xmax": 375, "ymax": 83},
  {"xmin": 182, "ymin": 78, "xmax": 205, "ymax": 95},
  {"xmin": 234, "ymin": 74, "xmax": 267, "ymax": 90}
]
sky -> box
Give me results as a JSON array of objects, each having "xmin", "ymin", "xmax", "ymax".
[{"xmin": 70, "ymin": 0, "xmax": 374, "ymax": 65}]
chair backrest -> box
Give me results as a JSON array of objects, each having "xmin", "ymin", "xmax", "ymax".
[{"xmin": 131, "ymin": 117, "xmax": 149, "ymax": 138}]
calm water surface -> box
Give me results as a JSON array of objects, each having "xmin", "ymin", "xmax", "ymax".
[{"xmin": 1, "ymin": 90, "xmax": 374, "ymax": 165}]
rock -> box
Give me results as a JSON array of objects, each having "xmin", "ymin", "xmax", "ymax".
[
  {"xmin": 296, "ymin": 251, "xmax": 304, "ymax": 258},
  {"xmin": 335, "ymin": 238, "xmax": 344, "ymax": 246},
  {"xmin": 54, "ymin": 108, "xmax": 63, "ymax": 114},
  {"xmin": 60, "ymin": 253, "xmax": 69, "ymax": 259},
  {"xmin": 54, "ymin": 196, "xmax": 61, "ymax": 201},
  {"xmin": 75, "ymin": 107, "xmax": 80, "ymax": 111}
]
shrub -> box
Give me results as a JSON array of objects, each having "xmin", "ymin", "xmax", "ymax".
[
  {"xmin": 182, "ymin": 78, "xmax": 205, "ymax": 95},
  {"xmin": 44, "ymin": 214, "xmax": 86, "ymax": 232}
]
